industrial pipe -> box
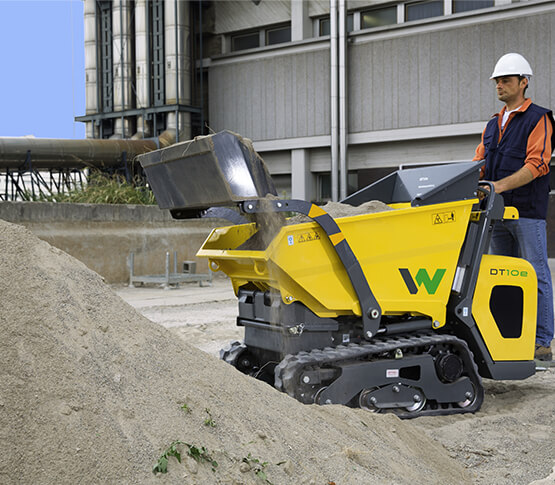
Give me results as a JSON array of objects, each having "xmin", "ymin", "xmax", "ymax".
[
  {"xmin": 0, "ymin": 130, "xmax": 176, "ymax": 170},
  {"xmin": 330, "ymin": 0, "xmax": 339, "ymax": 202},
  {"xmin": 84, "ymin": 0, "xmax": 97, "ymax": 138}
]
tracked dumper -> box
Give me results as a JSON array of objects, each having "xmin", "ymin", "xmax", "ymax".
[{"xmin": 138, "ymin": 131, "xmax": 537, "ymax": 418}]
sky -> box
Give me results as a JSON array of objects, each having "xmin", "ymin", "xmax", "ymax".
[{"xmin": 0, "ymin": 0, "xmax": 85, "ymax": 139}]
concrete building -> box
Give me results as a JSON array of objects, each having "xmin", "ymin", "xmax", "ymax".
[{"xmin": 79, "ymin": 0, "xmax": 555, "ymax": 202}]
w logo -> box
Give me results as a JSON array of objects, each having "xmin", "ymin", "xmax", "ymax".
[{"xmin": 399, "ymin": 268, "xmax": 446, "ymax": 295}]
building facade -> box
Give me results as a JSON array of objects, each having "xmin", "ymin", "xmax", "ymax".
[{"xmin": 80, "ymin": 0, "xmax": 555, "ymax": 202}]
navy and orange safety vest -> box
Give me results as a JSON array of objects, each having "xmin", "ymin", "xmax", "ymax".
[{"xmin": 476, "ymin": 100, "xmax": 555, "ymax": 219}]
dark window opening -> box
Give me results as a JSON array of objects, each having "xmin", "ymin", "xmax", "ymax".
[
  {"xmin": 406, "ymin": 0, "xmax": 444, "ymax": 21},
  {"xmin": 453, "ymin": 0, "xmax": 494, "ymax": 13},
  {"xmin": 319, "ymin": 18, "xmax": 330, "ymax": 36},
  {"xmin": 361, "ymin": 6, "xmax": 397, "ymax": 29},
  {"xmin": 266, "ymin": 25, "xmax": 291, "ymax": 45},
  {"xmin": 231, "ymin": 31, "xmax": 259, "ymax": 52},
  {"xmin": 99, "ymin": 119, "xmax": 114, "ymax": 139}
]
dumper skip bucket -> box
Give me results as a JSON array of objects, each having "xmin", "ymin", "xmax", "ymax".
[{"xmin": 198, "ymin": 198, "xmax": 476, "ymax": 327}]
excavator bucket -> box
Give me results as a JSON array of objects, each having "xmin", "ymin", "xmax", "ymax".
[{"xmin": 137, "ymin": 130, "xmax": 276, "ymax": 219}]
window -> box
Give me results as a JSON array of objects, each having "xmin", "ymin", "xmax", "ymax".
[
  {"xmin": 405, "ymin": 0, "xmax": 443, "ymax": 21},
  {"xmin": 453, "ymin": 0, "xmax": 494, "ymax": 13},
  {"xmin": 361, "ymin": 6, "xmax": 397, "ymax": 29},
  {"xmin": 231, "ymin": 24, "xmax": 292, "ymax": 52},
  {"xmin": 266, "ymin": 25, "xmax": 291, "ymax": 46},
  {"xmin": 318, "ymin": 14, "xmax": 354, "ymax": 37},
  {"xmin": 319, "ymin": 18, "xmax": 330, "ymax": 36},
  {"xmin": 231, "ymin": 31, "xmax": 259, "ymax": 52},
  {"xmin": 319, "ymin": 173, "xmax": 332, "ymax": 201}
]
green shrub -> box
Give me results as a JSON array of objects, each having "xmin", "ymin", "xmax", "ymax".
[{"xmin": 33, "ymin": 171, "xmax": 156, "ymax": 205}]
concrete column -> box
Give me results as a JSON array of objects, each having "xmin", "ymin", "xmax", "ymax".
[
  {"xmin": 291, "ymin": 0, "xmax": 311, "ymax": 41},
  {"xmin": 165, "ymin": 0, "xmax": 191, "ymax": 141},
  {"xmin": 397, "ymin": 4, "xmax": 405, "ymax": 23},
  {"xmin": 221, "ymin": 34, "xmax": 229, "ymax": 54},
  {"xmin": 84, "ymin": 0, "xmax": 97, "ymax": 138},
  {"xmin": 338, "ymin": 0, "xmax": 348, "ymax": 200},
  {"xmin": 291, "ymin": 149, "xmax": 312, "ymax": 201},
  {"xmin": 330, "ymin": 0, "xmax": 339, "ymax": 202},
  {"xmin": 134, "ymin": 0, "xmax": 150, "ymax": 137},
  {"xmin": 112, "ymin": 0, "xmax": 134, "ymax": 137}
]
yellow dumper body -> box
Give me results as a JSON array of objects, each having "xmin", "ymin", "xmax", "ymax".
[{"xmin": 199, "ymin": 198, "xmax": 537, "ymax": 362}]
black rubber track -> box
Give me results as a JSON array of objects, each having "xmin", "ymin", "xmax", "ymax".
[{"xmin": 274, "ymin": 333, "xmax": 484, "ymax": 418}]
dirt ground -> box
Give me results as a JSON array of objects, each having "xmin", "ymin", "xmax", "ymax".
[{"xmin": 116, "ymin": 277, "xmax": 555, "ymax": 485}]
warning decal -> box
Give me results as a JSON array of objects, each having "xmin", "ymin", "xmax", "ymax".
[
  {"xmin": 432, "ymin": 211, "xmax": 456, "ymax": 225},
  {"xmin": 298, "ymin": 232, "xmax": 321, "ymax": 243}
]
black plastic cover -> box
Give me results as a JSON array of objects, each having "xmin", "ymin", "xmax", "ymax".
[{"xmin": 342, "ymin": 161, "xmax": 482, "ymax": 207}]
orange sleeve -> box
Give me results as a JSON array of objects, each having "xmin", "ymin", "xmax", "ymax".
[
  {"xmin": 473, "ymin": 128, "xmax": 487, "ymax": 178},
  {"xmin": 524, "ymin": 113, "xmax": 553, "ymax": 178},
  {"xmin": 473, "ymin": 128, "xmax": 486, "ymax": 162}
]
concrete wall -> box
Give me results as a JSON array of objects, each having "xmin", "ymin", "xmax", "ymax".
[
  {"xmin": 349, "ymin": 12, "xmax": 555, "ymax": 133},
  {"xmin": 0, "ymin": 202, "xmax": 227, "ymax": 284},
  {"xmin": 209, "ymin": 6, "xmax": 555, "ymax": 144},
  {"xmin": 3, "ymin": 199, "xmax": 555, "ymax": 279},
  {"xmin": 209, "ymin": 43, "xmax": 330, "ymax": 141}
]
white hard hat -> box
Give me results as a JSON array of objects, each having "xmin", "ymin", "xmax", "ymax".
[{"xmin": 490, "ymin": 53, "xmax": 533, "ymax": 79}]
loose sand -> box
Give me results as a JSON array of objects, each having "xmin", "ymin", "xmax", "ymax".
[{"xmin": 1, "ymin": 219, "xmax": 471, "ymax": 484}]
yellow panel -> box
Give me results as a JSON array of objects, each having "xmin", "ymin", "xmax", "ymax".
[
  {"xmin": 472, "ymin": 255, "xmax": 537, "ymax": 361},
  {"xmin": 503, "ymin": 206, "xmax": 519, "ymax": 220},
  {"xmin": 200, "ymin": 223, "xmax": 258, "ymax": 251},
  {"xmin": 198, "ymin": 199, "xmax": 475, "ymax": 324}
]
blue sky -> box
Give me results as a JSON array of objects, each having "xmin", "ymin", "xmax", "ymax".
[{"xmin": 0, "ymin": 0, "xmax": 85, "ymax": 139}]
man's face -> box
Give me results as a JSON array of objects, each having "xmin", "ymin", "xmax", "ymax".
[{"xmin": 493, "ymin": 76, "xmax": 527, "ymax": 104}]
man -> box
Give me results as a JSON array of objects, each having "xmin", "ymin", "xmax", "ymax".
[{"xmin": 473, "ymin": 52, "xmax": 555, "ymax": 362}]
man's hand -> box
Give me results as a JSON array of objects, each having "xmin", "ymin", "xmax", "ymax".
[{"xmin": 477, "ymin": 183, "xmax": 494, "ymax": 200}]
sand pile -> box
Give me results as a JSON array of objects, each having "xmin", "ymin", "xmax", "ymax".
[
  {"xmin": 0, "ymin": 219, "xmax": 470, "ymax": 484},
  {"xmin": 286, "ymin": 200, "xmax": 393, "ymax": 225}
]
